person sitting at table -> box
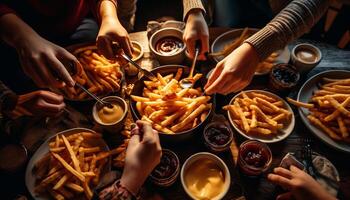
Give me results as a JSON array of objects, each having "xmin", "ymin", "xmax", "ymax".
[
  {"xmin": 204, "ymin": 0, "xmax": 347, "ymax": 95},
  {"xmin": 0, "ymin": 0, "xmax": 132, "ymax": 92},
  {"xmin": 0, "ymin": 80, "xmax": 65, "ymax": 118},
  {"xmin": 98, "ymin": 120, "xmax": 162, "ymax": 200},
  {"xmin": 97, "ymin": 0, "xmax": 210, "ymax": 61},
  {"xmin": 268, "ymin": 165, "xmax": 337, "ymax": 200}
]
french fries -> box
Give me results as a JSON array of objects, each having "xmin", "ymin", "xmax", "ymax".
[
  {"xmin": 210, "ymin": 28, "xmax": 279, "ymax": 74},
  {"xmin": 131, "ymin": 69, "xmax": 212, "ymax": 134},
  {"xmin": 59, "ymin": 46, "xmax": 123, "ymax": 100},
  {"xmin": 224, "ymin": 91, "xmax": 292, "ymax": 135},
  {"xmin": 33, "ymin": 131, "xmax": 127, "ymax": 200},
  {"xmin": 288, "ymin": 77, "xmax": 350, "ymax": 143}
]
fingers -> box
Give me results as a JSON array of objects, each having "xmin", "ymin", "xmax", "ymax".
[
  {"xmin": 36, "ymin": 99, "xmax": 66, "ymax": 113},
  {"xmin": 204, "ymin": 63, "xmax": 224, "ymax": 90},
  {"xmin": 273, "ymin": 167, "xmax": 293, "ymax": 179},
  {"xmin": 35, "ymin": 90, "xmax": 64, "ymax": 104},
  {"xmin": 290, "ymin": 165, "xmax": 303, "ymax": 173},
  {"xmin": 267, "ymin": 173, "xmax": 291, "ymax": 189},
  {"xmin": 21, "ymin": 59, "xmax": 46, "ymax": 88},
  {"xmin": 139, "ymin": 120, "xmax": 155, "ymax": 142},
  {"xmin": 199, "ymin": 35, "xmax": 209, "ymax": 57},
  {"xmin": 276, "ymin": 192, "xmax": 293, "ymax": 200},
  {"xmin": 96, "ymin": 35, "xmax": 115, "ymax": 60},
  {"xmin": 205, "ymin": 68, "xmax": 230, "ymax": 95},
  {"xmin": 185, "ymin": 38, "xmax": 195, "ymax": 59},
  {"xmin": 129, "ymin": 126, "xmax": 141, "ymax": 146},
  {"xmin": 31, "ymin": 57, "xmax": 65, "ymax": 88},
  {"xmin": 55, "ymin": 49, "xmax": 78, "ymax": 86}
]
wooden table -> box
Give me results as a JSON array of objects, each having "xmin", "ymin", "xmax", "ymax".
[
  {"xmin": 129, "ymin": 27, "xmax": 350, "ymax": 200},
  {"xmin": 1, "ymin": 27, "xmax": 349, "ymax": 200}
]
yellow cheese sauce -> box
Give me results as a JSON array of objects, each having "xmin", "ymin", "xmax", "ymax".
[
  {"xmin": 184, "ymin": 159, "xmax": 225, "ymax": 200},
  {"xmin": 97, "ymin": 104, "xmax": 123, "ymax": 124}
]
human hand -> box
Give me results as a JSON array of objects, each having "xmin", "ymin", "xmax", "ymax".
[
  {"xmin": 96, "ymin": 16, "xmax": 132, "ymax": 60},
  {"xmin": 12, "ymin": 90, "xmax": 65, "ymax": 117},
  {"xmin": 204, "ymin": 43, "xmax": 260, "ymax": 95},
  {"xmin": 120, "ymin": 120, "xmax": 162, "ymax": 194},
  {"xmin": 15, "ymin": 34, "xmax": 76, "ymax": 88},
  {"xmin": 183, "ymin": 9, "xmax": 209, "ymax": 60},
  {"xmin": 268, "ymin": 166, "xmax": 336, "ymax": 200}
]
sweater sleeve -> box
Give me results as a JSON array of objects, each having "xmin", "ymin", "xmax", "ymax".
[
  {"xmin": 88, "ymin": 0, "xmax": 118, "ymax": 24},
  {"xmin": 183, "ymin": 0, "xmax": 206, "ymax": 21},
  {"xmin": 0, "ymin": 81, "xmax": 18, "ymax": 114},
  {"xmin": 245, "ymin": 0, "xmax": 329, "ymax": 60}
]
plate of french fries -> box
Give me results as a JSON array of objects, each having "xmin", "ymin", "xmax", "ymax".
[
  {"xmin": 130, "ymin": 65, "xmax": 213, "ymax": 140},
  {"xmin": 210, "ymin": 28, "xmax": 290, "ymax": 75},
  {"xmin": 56, "ymin": 43, "xmax": 123, "ymax": 101},
  {"xmin": 25, "ymin": 128, "xmax": 124, "ymax": 200},
  {"xmin": 225, "ymin": 90, "xmax": 295, "ymax": 143},
  {"xmin": 288, "ymin": 70, "xmax": 350, "ymax": 153}
]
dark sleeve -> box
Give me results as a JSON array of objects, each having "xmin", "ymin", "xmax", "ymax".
[{"xmin": 0, "ymin": 80, "xmax": 18, "ymax": 113}]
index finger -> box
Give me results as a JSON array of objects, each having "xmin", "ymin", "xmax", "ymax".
[
  {"xmin": 35, "ymin": 91, "xmax": 64, "ymax": 104},
  {"xmin": 47, "ymin": 54, "xmax": 75, "ymax": 87},
  {"xmin": 267, "ymin": 173, "xmax": 292, "ymax": 189},
  {"xmin": 200, "ymin": 35, "xmax": 209, "ymax": 57}
]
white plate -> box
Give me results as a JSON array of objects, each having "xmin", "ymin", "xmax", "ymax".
[
  {"xmin": 227, "ymin": 90, "xmax": 295, "ymax": 143},
  {"xmin": 211, "ymin": 28, "xmax": 290, "ymax": 75},
  {"xmin": 297, "ymin": 70, "xmax": 350, "ymax": 153},
  {"xmin": 25, "ymin": 128, "xmax": 110, "ymax": 200}
]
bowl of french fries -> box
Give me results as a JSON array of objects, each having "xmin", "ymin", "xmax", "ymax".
[
  {"xmin": 56, "ymin": 43, "xmax": 123, "ymax": 101},
  {"xmin": 25, "ymin": 128, "xmax": 124, "ymax": 200},
  {"xmin": 289, "ymin": 70, "xmax": 350, "ymax": 153},
  {"xmin": 130, "ymin": 65, "xmax": 214, "ymax": 141},
  {"xmin": 210, "ymin": 28, "xmax": 290, "ymax": 75},
  {"xmin": 225, "ymin": 90, "xmax": 295, "ymax": 143}
]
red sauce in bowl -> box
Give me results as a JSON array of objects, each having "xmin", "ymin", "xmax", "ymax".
[{"xmin": 155, "ymin": 36, "xmax": 184, "ymax": 56}]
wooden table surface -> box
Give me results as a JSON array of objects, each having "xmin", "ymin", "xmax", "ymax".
[
  {"xmin": 129, "ymin": 27, "xmax": 350, "ymax": 200},
  {"xmin": 2, "ymin": 27, "xmax": 349, "ymax": 200}
]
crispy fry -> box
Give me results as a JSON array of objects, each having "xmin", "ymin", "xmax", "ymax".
[{"xmin": 286, "ymin": 97, "xmax": 314, "ymax": 109}]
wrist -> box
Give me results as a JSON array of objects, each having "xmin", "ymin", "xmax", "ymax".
[
  {"xmin": 120, "ymin": 172, "xmax": 144, "ymax": 195},
  {"xmin": 186, "ymin": 8, "xmax": 203, "ymax": 22}
]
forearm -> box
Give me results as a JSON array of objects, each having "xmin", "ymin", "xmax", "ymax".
[
  {"xmin": 98, "ymin": 0, "xmax": 119, "ymax": 23},
  {"xmin": 245, "ymin": 0, "xmax": 329, "ymax": 60},
  {"xmin": 0, "ymin": 13, "xmax": 39, "ymax": 49}
]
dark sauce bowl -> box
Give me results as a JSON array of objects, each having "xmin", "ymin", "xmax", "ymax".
[
  {"xmin": 150, "ymin": 149, "xmax": 180, "ymax": 187},
  {"xmin": 238, "ymin": 140, "xmax": 272, "ymax": 176},
  {"xmin": 269, "ymin": 64, "xmax": 300, "ymax": 93},
  {"xmin": 204, "ymin": 120, "xmax": 233, "ymax": 153}
]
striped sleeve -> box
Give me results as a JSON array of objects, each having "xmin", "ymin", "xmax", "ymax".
[
  {"xmin": 245, "ymin": 0, "xmax": 329, "ymax": 60},
  {"xmin": 183, "ymin": 0, "xmax": 206, "ymax": 21}
]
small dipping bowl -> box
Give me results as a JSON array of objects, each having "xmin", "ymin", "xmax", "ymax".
[
  {"xmin": 204, "ymin": 120, "xmax": 233, "ymax": 153},
  {"xmin": 92, "ymin": 96, "xmax": 128, "ymax": 134},
  {"xmin": 150, "ymin": 149, "xmax": 180, "ymax": 187},
  {"xmin": 125, "ymin": 41, "xmax": 144, "ymax": 76},
  {"xmin": 181, "ymin": 152, "xmax": 231, "ymax": 200},
  {"xmin": 291, "ymin": 43, "xmax": 322, "ymax": 74},
  {"xmin": 269, "ymin": 63, "xmax": 300, "ymax": 92},
  {"xmin": 238, "ymin": 140, "xmax": 272, "ymax": 176},
  {"xmin": 149, "ymin": 28, "xmax": 186, "ymax": 65}
]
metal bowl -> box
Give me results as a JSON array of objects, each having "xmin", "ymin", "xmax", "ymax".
[{"xmin": 130, "ymin": 65, "xmax": 215, "ymax": 142}]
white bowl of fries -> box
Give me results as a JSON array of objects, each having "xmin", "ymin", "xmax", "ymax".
[
  {"xmin": 25, "ymin": 128, "xmax": 114, "ymax": 200},
  {"xmin": 291, "ymin": 70, "xmax": 350, "ymax": 153},
  {"xmin": 225, "ymin": 90, "xmax": 295, "ymax": 143},
  {"xmin": 210, "ymin": 28, "xmax": 290, "ymax": 75},
  {"xmin": 130, "ymin": 65, "xmax": 214, "ymax": 141},
  {"xmin": 58, "ymin": 43, "xmax": 123, "ymax": 101}
]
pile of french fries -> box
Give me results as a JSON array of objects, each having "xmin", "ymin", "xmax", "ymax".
[
  {"xmin": 33, "ymin": 131, "xmax": 126, "ymax": 200},
  {"xmin": 59, "ymin": 47, "xmax": 123, "ymax": 100},
  {"xmin": 287, "ymin": 77, "xmax": 350, "ymax": 143},
  {"xmin": 131, "ymin": 68, "xmax": 212, "ymax": 134},
  {"xmin": 210, "ymin": 28, "xmax": 278, "ymax": 74},
  {"xmin": 224, "ymin": 91, "xmax": 292, "ymax": 135}
]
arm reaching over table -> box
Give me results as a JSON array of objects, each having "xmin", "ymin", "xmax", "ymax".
[
  {"xmin": 99, "ymin": 120, "xmax": 162, "ymax": 199},
  {"xmin": 183, "ymin": 0, "xmax": 209, "ymax": 60},
  {"xmin": 96, "ymin": 0, "xmax": 133, "ymax": 59},
  {"xmin": 205, "ymin": 0, "xmax": 329, "ymax": 95},
  {"xmin": 268, "ymin": 166, "xmax": 337, "ymax": 200},
  {"xmin": 0, "ymin": 14, "xmax": 77, "ymax": 88}
]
